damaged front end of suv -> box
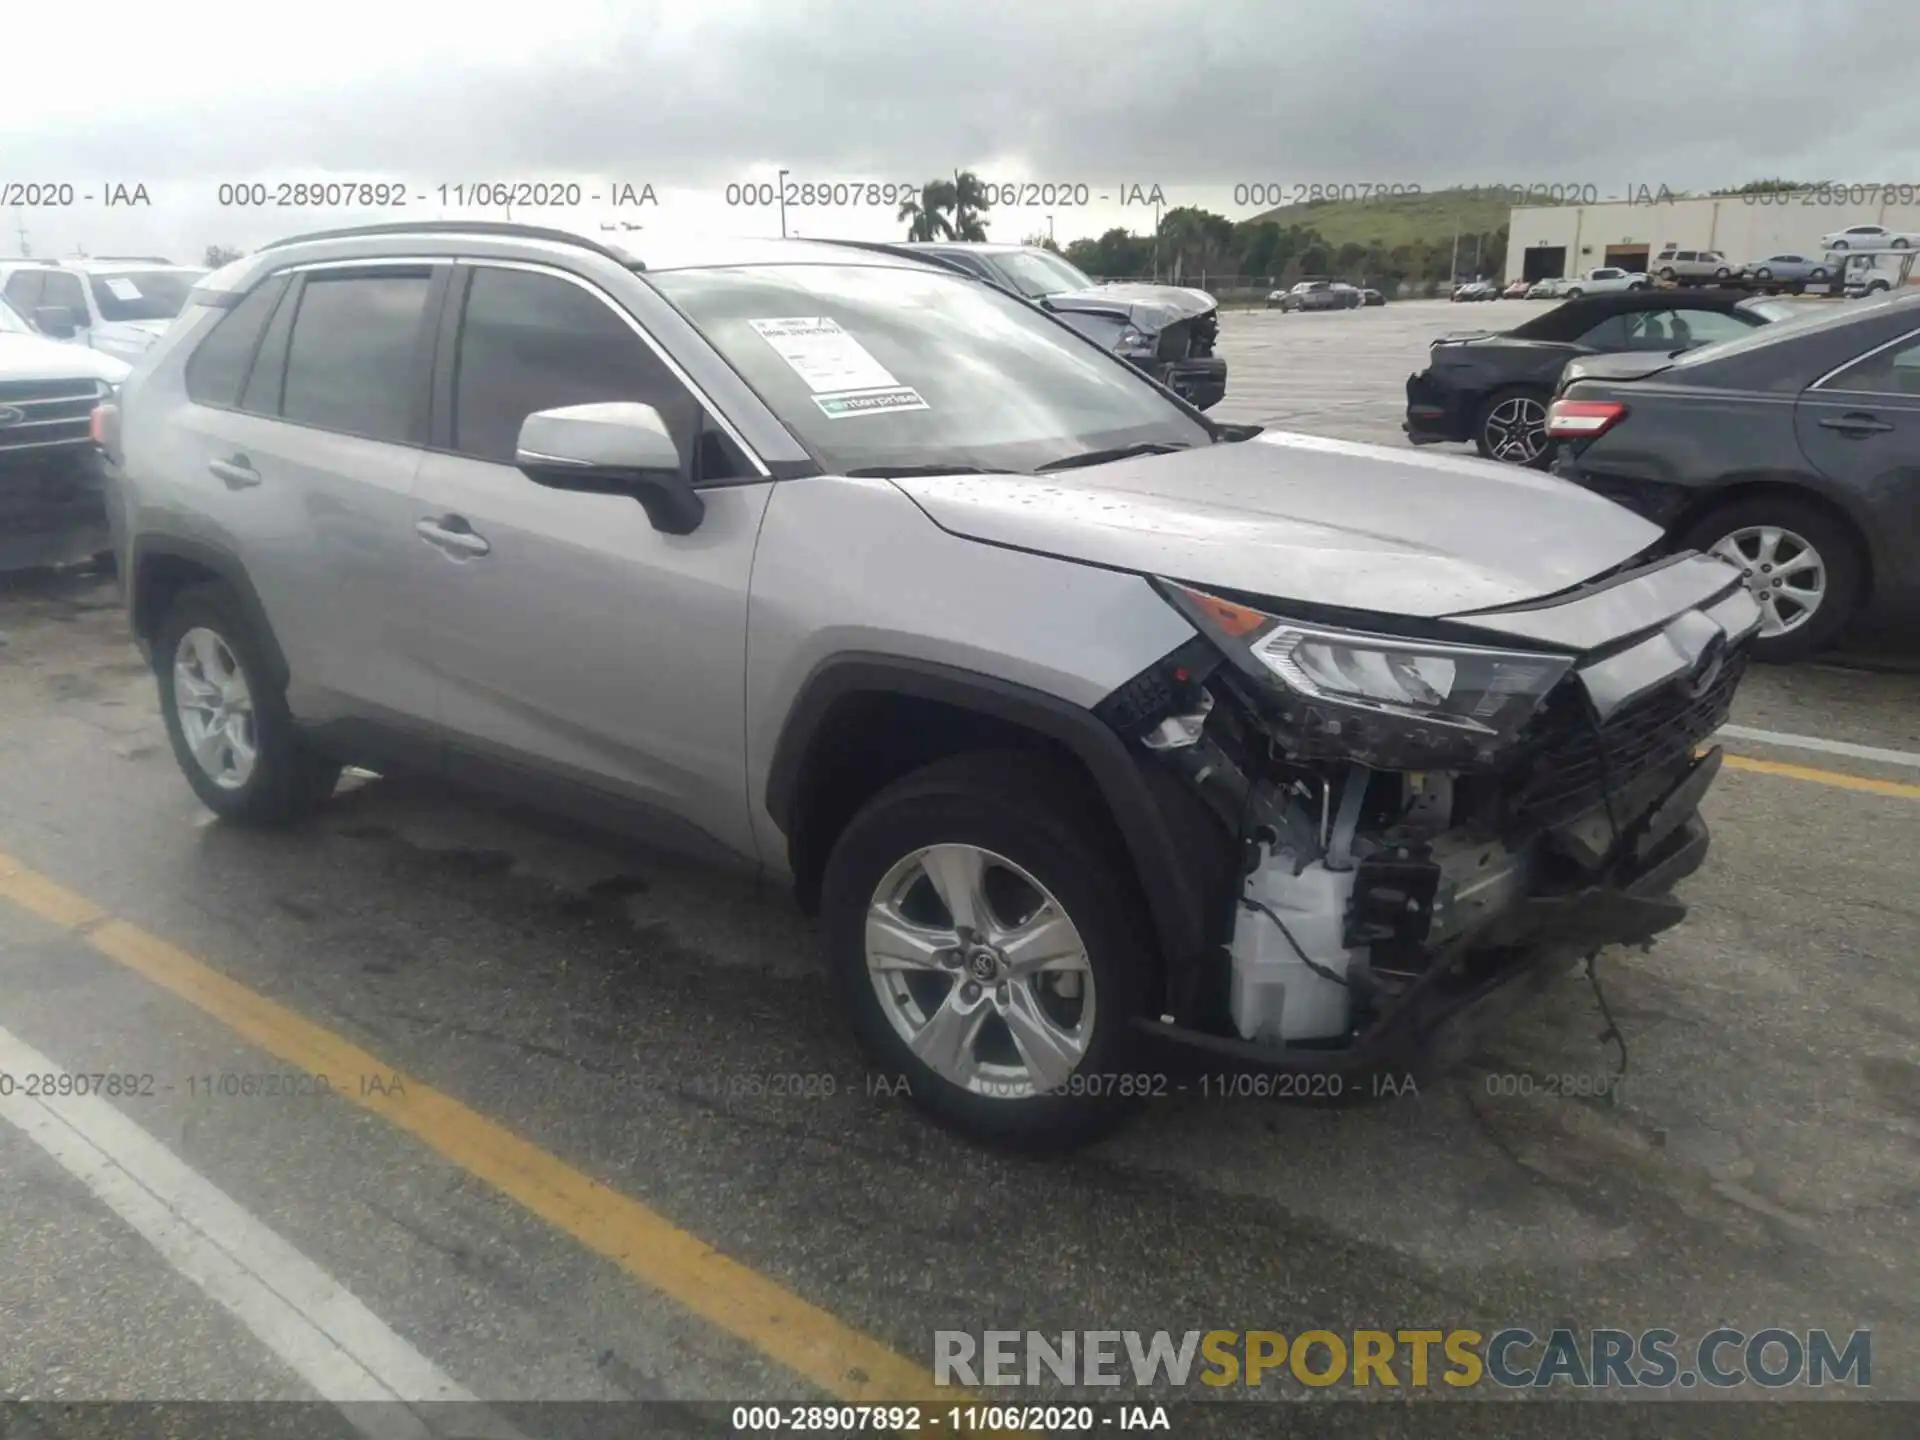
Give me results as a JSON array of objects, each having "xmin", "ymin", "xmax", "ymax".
[{"xmin": 1097, "ymin": 553, "xmax": 1761, "ymax": 1076}]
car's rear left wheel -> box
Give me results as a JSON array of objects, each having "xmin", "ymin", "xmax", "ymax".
[
  {"xmin": 1474, "ymin": 387, "xmax": 1551, "ymax": 468},
  {"xmin": 156, "ymin": 584, "xmax": 341, "ymax": 824},
  {"xmin": 1680, "ymin": 499, "xmax": 1864, "ymax": 663},
  {"xmin": 821, "ymin": 751, "xmax": 1155, "ymax": 1153}
]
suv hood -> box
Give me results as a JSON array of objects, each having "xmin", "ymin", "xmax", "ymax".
[
  {"xmin": 890, "ymin": 430, "xmax": 1662, "ymax": 619},
  {"xmin": 1043, "ymin": 283, "xmax": 1215, "ymax": 330},
  {"xmin": 0, "ymin": 331, "xmax": 131, "ymax": 383}
]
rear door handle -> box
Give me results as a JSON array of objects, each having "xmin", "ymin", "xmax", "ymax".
[
  {"xmin": 208, "ymin": 455, "xmax": 261, "ymax": 489},
  {"xmin": 1818, "ymin": 413, "xmax": 1894, "ymax": 436},
  {"xmin": 415, "ymin": 516, "xmax": 492, "ymax": 557}
]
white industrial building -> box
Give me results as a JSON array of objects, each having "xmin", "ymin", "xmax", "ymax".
[{"xmin": 1504, "ymin": 195, "xmax": 1920, "ymax": 282}]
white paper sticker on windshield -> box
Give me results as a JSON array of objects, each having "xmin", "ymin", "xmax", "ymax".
[
  {"xmin": 748, "ymin": 316, "xmax": 903, "ymax": 395},
  {"xmin": 812, "ymin": 386, "xmax": 929, "ymax": 419},
  {"xmin": 104, "ymin": 278, "xmax": 143, "ymax": 301}
]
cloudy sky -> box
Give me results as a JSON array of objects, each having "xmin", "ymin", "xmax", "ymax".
[{"xmin": 3, "ymin": 0, "xmax": 1915, "ymax": 263}]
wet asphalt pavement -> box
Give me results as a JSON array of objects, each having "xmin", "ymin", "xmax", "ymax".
[{"xmin": 0, "ymin": 304, "xmax": 1914, "ymax": 1437}]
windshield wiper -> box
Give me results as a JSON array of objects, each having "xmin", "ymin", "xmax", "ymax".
[
  {"xmin": 1034, "ymin": 441, "xmax": 1194, "ymax": 472},
  {"xmin": 843, "ymin": 464, "xmax": 1015, "ymax": 478}
]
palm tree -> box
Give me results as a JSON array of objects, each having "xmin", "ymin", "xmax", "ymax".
[
  {"xmin": 948, "ymin": 170, "xmax": 992, "ymax": 242},
  {"xmin": 898, "ymin": 180, "xmax": 957, "ymax": 242}
]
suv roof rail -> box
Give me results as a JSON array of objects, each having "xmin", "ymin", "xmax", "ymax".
[
  {"xmin": 91, "ymin": 255, "xmax": 176, "ymax": 264},
  {"xmin": 253, "ymin": 220, "xmax": 645, "ymax": 270}
]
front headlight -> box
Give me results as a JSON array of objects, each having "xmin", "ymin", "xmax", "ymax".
[
  {"xmin": 1114, "ymin": 326, "xmax": 1156, "ymax": 354},
  {"xmin": 1161, "ymin": 583, "xmax": 1575, "ymax": 765}
]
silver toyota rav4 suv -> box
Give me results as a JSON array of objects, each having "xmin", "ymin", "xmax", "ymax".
[{"xmin": 99, "ymin": 222, "xmax": 1761, "ymax": 1152}]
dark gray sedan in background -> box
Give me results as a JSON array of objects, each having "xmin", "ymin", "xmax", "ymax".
[{"xmin": 1547, "ymin": 292, "xmax": 1920, "ymax": 661}]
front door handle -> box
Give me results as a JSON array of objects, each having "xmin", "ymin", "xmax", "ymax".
[
  {"xmin": 208, "ymin": 455, "xmax": 261, "ymax": 489},
  {"xmin": 1818, "ymin": 413, "xmax": 1894, "ymax": 436},
  {"xmin": 415, "ymin": 516, "xmax": 492, "ymax": 557}
]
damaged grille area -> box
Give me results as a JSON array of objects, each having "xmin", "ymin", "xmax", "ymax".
[
  {"xmin": 1504, "ymin": 648, "xmax": 1748, "ymax": 828},
  {"xmin": 0, "ymin": 378, "xmax": 104, "ymax": 453},
  {"xmin": 1155, "ymin": 321, "xmax": 1193, "ymax": 361}
]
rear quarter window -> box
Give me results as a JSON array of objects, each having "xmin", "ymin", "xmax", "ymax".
[{"xmin": 183, "ymin": 276, "xmax": 291, "ymax": 408}]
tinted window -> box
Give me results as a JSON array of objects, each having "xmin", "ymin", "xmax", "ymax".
[
  {"xmin": 87, "ymin": 270, "xmax": 203, "ymax": 322},
  {"xmin": 281, "ymin": 272, "xmax": 433, "ymax": 443},
  {"xmin": 452, "ymin": 266, "xmax": 701, "ymax": 466},
  {"xmin": 242, "ymin": 276, "xmax": 301, "ymax": 415},
  {"xmin": 3, "ymin": 271, "xmax": 45, "ymax": 312},
  {"xmin": 184, "ymin": 277, "xmax": 289, "ymax": 408},
  {"xmin": 1823, "ymin": 331, "xmax": 1920, "ymax": 395},
  {"xmin": 39, "ymin": 270, "xmax": 88, "ymax": 319},
  {"xmin": 650, "ymin": 262, "xmax": 1208, "ymax": 475}
]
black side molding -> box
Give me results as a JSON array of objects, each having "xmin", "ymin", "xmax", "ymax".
[
  {"xmin": 765, "ymin": 653, "xmax": 1211, "ymax": 969},
  {"xmin": 127, "ymin": 535, "xmax": 290, "ymax": 691}
]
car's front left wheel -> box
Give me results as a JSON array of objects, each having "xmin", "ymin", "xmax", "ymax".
[
  {"xmin": 820, "ymin": 751, "xmax": 1155, "ymax": 1153},
  {"xmin": 156, "ymin": 583, "xmax": 341, "ymax": 825}
]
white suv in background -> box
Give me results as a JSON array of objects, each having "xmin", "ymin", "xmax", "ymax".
[
  {"xmin": 0, "ymin": 259, "xmax": 207, "ymax": 364},
  {"xmin": 1652, "ymin": 249, "xmax": 1735, "ymax": 284}
]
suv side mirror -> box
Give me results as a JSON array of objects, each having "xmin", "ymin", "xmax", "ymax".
[
  {"xmin": 514, "ymin": 402, "xmax": 705, "ymax": 535},
  {"xmin": 33, "ymin": 306, "xmax": 79, "ymax": 339}
]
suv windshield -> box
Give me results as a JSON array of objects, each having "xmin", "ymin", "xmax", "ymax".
[
  {"xmin": 87, "ymin": 270, "xmax": 204, "ymax": 323},
  {"xmin": 650, "ymin": 262, "xmax": 1210, "ymax": 474},
  {"xmin": 990, "ymin": 250, "xmax": 1098, "ymax": 299}
]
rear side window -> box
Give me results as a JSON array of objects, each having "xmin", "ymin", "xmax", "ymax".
[
  {"xmin": 1822, "ymin": 331, "xmax": 1920, "ymax": 396},
  {"xmin": 184, "ymin": 276, "xmax": 289, "ymax": 408},
  {"xmin": 281, "ymin": 271, "xmax": 434, "ymax": 443}
]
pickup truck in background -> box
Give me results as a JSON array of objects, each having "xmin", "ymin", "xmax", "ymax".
[{"xmin": 1561, "ymin": 267, "xmax": 1650, "ymax": 298}]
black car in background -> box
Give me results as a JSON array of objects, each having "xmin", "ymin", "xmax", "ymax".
[
  {"xmin": 1548, "ymin": 292, "xmax": 1920, "ymax": 661},
  {"xmin": 1405, "ymin": 291, "xmax": 1802, "ymax": 467},
  {"xmin": 873, "ymin": 241, "xmax": 1227, "ymax": 410}
]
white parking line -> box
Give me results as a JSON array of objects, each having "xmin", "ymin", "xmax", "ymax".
[
  {"xmin": 0, "ymin": 1026, "xmax": 522, "ymax": 1440},
  {"xmin": 1718, "ymin": 724, "xmax": 1920, "ymax": 770}
]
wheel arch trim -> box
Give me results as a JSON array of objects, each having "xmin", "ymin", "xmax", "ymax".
[
  {"xmin": 128, "ymin": 535, "xmax": 290, "ymax": 690},
  {"xmin": 765, "ymin": 652, "xmax": 1210, "ymax": 968}
]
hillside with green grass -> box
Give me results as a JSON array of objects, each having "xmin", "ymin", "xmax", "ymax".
[{"xmin": 1248, "ymin": 187, "xmax": 1516, "ymax": 250}]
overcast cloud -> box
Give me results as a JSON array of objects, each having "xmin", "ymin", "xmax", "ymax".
[{"xmin": 3, "ymin": 0, "xmax": 1915, "ymax": 257}]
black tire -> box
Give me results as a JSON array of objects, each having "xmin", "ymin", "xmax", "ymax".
[
  {"xmin": 1831, "ymin": 240, "xmax": 1849, "ymax": 250},
  {"xmin": 1473, "ymin": 385, "xmax": 1552, "ymax": 469},
  {"xmin": 1754, "ymin": 268, "xmax": 1772, "ymax": 281},
  {"xmin": 1810, "ymin": 267, "xmax": 1828, "ymax": 280},
  {"xmin": 820, "ymin": 750, "xmax": 1156, "ymax": 1153},
  {"xmin": 1894, "ymin": 238, "xmax": 1910, "ymax": 249},
  {"xmin": 1677, "ymin": 498, "xmax": 1865, "ymax": 663},
  {"xmin": 1565, "ymin": 287, "xmax": 1584, "ymax": 299},
  {"xmin": 1658, "ymin": 267, "xmax": 1677, "ymax": 281},
  {"xmin": 155, "ymin": 583, "xmax": 341, "ymax": 824}
]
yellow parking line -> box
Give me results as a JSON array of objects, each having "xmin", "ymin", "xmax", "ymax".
[
  {"xmin": 0, "ymin": 851, "xmax": 946, "ymax": 1410},
  {"xmin": 1722, "ymin": 753, "xmax": 1920, "ymax": 800}
]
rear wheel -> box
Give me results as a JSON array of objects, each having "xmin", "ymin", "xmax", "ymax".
[
  {"xmin": 1473, "ymin": 387, "xmax": 1552, "ymax": 468},
  {"xmin": 820, "ymin": 751, "xmax": 1155, "ymax": 1153},
  {"xmin": 1658, "ymin": 267, "xmax": 1677, "ymax": 281},
  {"xmin": 156, "ymin": 584, "xmax": 340, "ymax": 824},
  {"xmin": 1679, "ymin": 499, "xmax": 1864, "ymax": 662}
]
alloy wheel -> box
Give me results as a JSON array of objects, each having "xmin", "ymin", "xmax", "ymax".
[
  {"xmin": 864, "ymin": 844, "xmax": 1095, "ymax": 1098},
  {"xmin": 1711, "ymin": 526, "xmax": 1826, "ymax": 637},
  {"xmin": 1483, "ymin": 395, "xmax": 1548, "ymax": 465},
  {"xmin": 172, "ymin": 626, "xmax": 258, "ymax": 790}
]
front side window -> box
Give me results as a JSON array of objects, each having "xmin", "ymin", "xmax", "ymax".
[
  {"xmin": 281, "ymin": 271, "xmax": 434, "ymax": 443},
  {"xmin": 450, "ymin": 266, "xmax": 712, "ymax": 468},
  {"xmin": 650, "ymin": 262, "xmax": 1209, "ymax": 475},
  {"xmin": 3, "ymin": 271, "xmax": 44, "ymax": 312},
  {"xmin": 87, "ymin": 270, "xmax": 204, "ymax": 322},
  {"xmin": 39, "ymin": 270, "xmax": 88, "ymax": 320}
]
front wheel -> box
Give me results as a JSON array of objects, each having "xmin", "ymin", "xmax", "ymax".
[
  {"xmin": 1565, "ymin": 287, "xmax": 1585, "ymax": 298},
  {"xmin": 1831, "ymin": 240, "xmax": 1849, "ymax": 250},
  {"xmin": 1754, "ymin": 268, "xmax": 1773, "ymax": 281},
  {"xmin": 1659, "ymin": 267, "xmax": 1677, "ymax": 280},
  {"xmin": 156, "ymin": 583, "xmax": 341, "ymax": 824},
  {"xmin": 820, "ymin": 752, "xmax": 1155, "ymax": 1153},
  {"xmin": 1679, "ymin": 499, "xmax": 1864, "ymax": 662},
  {"xmin": 1810, "ymin": 267, "xmax": 1828, "ymax": 280}
]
